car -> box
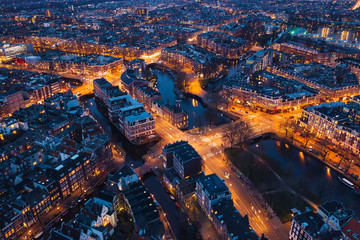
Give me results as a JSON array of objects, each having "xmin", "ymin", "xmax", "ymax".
[
  {"xmin": 175, "ymin": 202, "xmax": 181, "ymax": 208},
  {"xmin": 170, "ymin": 195, "xmax": 175, "ymax": 201},
  {"xmin": 339, "ymin": 166, "xmax": 343, "ymax": 171},
  {"xmin": 224, "ymin": 171, "xmax": 230, "ymax": 179},
  {"xmin": 309, "ymin": 146, "xmax": 313, "ymax": 152}
]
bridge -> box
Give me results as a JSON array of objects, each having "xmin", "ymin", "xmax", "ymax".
[{"xmin": 353, "ymin": 0, "xmax": 360, "ymax": 10}]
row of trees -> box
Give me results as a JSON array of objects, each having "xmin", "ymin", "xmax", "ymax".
[
  {"xmin": 222, "ymin": 120, "xmax": 252, "ymax": 148},
  {"xmin": 281, "ymin": 119, "xmax": 359, "ymax": 172}
]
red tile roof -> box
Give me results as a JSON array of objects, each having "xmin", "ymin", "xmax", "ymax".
[{"xmin": 342, "ymin": 218, "xmax": 360, "ymax": 240}]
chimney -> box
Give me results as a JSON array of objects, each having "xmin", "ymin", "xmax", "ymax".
[{"xmin": 176, "ymin": 99, "xmax": 181, "ymax": 108}]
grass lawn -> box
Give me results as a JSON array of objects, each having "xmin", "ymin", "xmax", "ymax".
[
  {"xmin": 224, "ymin": 147, "xmax": 282, "ymax": 192},
  {"xmin": 264, "ymin": 191, "xmax": 313, "ymax": 223},
  {"xmin": 225, "ymin": 147, "xmax": 315, "ymax": 223}
]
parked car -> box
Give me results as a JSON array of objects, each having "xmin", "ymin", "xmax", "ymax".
[{"xmin": 309, "ymin": 146, "xmax": 313, "ymax": 152}]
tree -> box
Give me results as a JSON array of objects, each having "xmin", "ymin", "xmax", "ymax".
[
  {"xmin": 222, "ymin": 121, "xmax": 252, "ymax": 148},
  {"xmin": 319, "ymin": 137, "xmax": 332, "ymax": 161},
  {"xmin": 204, "ymin": 108, "xmax": 219, "ymax": 129},
  {"xmin": 302, "ymin": 131, "xmax": 314, "ymax": 148},
  {"xmin": 345, "ymin": 159, "xmax": 354, "ymax": 172}
]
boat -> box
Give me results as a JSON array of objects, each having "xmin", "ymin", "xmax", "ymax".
[
  {"xmin": 338, "ymin": 176, "xmax": 355, "ymax": 189},
  {"xmin": 354, "ymin": 188, "xmax": 360, "ymax": 196}
]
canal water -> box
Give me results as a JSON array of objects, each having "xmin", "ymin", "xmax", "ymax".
[
  {"xmin": 248, "ymin": 139, "xmax": 360, "ymax": 214},
  {"xmin": 142, "ymin": 174, "xmax": 196, "ymax": 240},
  {"xmin": 83, "ymin": 98, "xmax": 146, "ymax": 166},
  {"xmin": 154, "ymin": 69, "xmax": 231, "ymax": 128}
]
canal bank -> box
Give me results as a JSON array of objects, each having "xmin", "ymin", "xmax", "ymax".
[
  {"xmin": 248, "ymin": 138, "xmax": 360, "ymax": 214},
  {"xmin": 153, "ymin": 68, "xmax": 231, "ymax": 129}
]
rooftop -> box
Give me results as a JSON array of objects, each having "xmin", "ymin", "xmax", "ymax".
[{"xmin": 198, "ymin": 174, "xmax": 229, "ymax": 196}]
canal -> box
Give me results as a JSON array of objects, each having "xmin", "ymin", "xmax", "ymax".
[
  {"xmin": 142, "ymin": 174, "xmax": 196, "ymax": 240},
  {"xmin": 83, "ymin": 98, "xmax": 147, "ymax": 167},
  {"xmin": 248, "ymin": 139, "xmax": 360, "ymax": 214},
  {"xmin": 154, "ymin": 69, "xmax": 231, "ymax": 128}
]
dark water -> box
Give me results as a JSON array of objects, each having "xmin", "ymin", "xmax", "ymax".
[
  {"xmin": 154, "ymin": 70, "xmax": 231, "ymax": 128},
  {"xmin": 227, "ymin": 61, "xmax": 242, "ymax": 76},
  {"xmin": 83, "ymin": 98, "xmax": 146, "ymax": 166},
  {"xmin": 142, "ymin": 174, "xmax": 195, "ymax": 240},
  {"xmin": 249, "ymin": 139, "xmax": 360, "ymax": 214}
]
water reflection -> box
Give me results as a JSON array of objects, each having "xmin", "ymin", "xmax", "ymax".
[
  {"xmin": 249, "ymin": 139, "xmax": 360, "ymax": 214},
  {"xmin": 326, "ymin": 167, "xmax": 332, "ymax": 179},
  {"xmin": 154, "ymin": 69, "xmax": 231, "ymax": 128},
  {"xmin": 299, "ymin": 151, "xmax": 305, "ymax": 163}
]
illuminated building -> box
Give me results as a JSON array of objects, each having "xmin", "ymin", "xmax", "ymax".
[
  {"xmin": 0, "ymin": 43, "xmax": 34, "ymax": 63},
  {"xmin": 0, "ymin": 90, "xmax": 25, "ymax": 118},
  {"xmin": 301, "ymin": 102, "xmax": 360, "ymax": 155},
  {"xmin": 195, "ymin": 174, "xmax": 231, "ymax": 216}
]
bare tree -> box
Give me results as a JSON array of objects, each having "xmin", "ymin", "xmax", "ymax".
[
  {"xmin": 345, "ymin": 159, "xmax": 354, "ymax": 172},
  {"xmin": 205, "ymin": 108, "xmax": 219, "ymax": 129},
  {"xmin": 319, "ymin": 137, "xmax": 332, "ymax": 161},
  {"xmin": 222, "ymin": 121, "xmax": 252, "ymax": 148}
]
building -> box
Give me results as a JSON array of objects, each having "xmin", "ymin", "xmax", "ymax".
[
  {"xmin": 46, "ymin": 153, "xmax": 96, "ymax": 199},
  {"xmin": 223, "ymin": 71, "xmax": 319, "ymax": 113},
  {"xmin": 0, "ymin": 43, "xmax": 34, "ymax": 63},
  {"xmin": 242, "ymin": 49, "xmax": 273, "ymax": 75},
  {"xmin": 301, "ymin": 102, "xmax": 360, "ymax": 154},
  {"xmin": 289, "ymin": 211, "xmax": 324, "ymax": 240},
  {"xmin": 106, "ymin": 165, "xmax": 139, "ymax": 192},
  {"xmin": 153, "ymin": 99, "xmax": 189, "ymax": 130},
  {"xmin": 341, "ymin": 218, "xmax": 360, "ymax": 240},
  {"xmin": 272, "ymin": 62, "xmax": 360, "ymax": 99},
  {"xmin": 0, "ymin": 90, "xmax": 25, "ymax": 118},
  {"xmin": 133, "ymin": 85, "xmax": 161, "ymax": 110},
  {"xmin": 196, "ymin": 174, "xmax": 231, "ymax": 216},
  {"xmin": 289, "ymin": 201, "xmax": 358, "ymax": 240},
  {"xmin": 161, "ymin": 43, "xmax": 220, "ymax": 78},
  {"xmin": 121, "ymin": 181, "xmax": 165, "ymax": 239},
  {"xmin": 197, "ymin": 31, "xmax": 248, "ymax": 59},
  {"xmin": 336, "ymin": 58, "xmax": 360, "ymax": 82},
  {"xmin": 211, "ymin": 199, "xmax": 259, "ymax": 240},
  {"xmin": 0, "ymin": 117, "xmax": 28, "ymax": 139},
  {"xmin": 162, "ymin": 141, "xmax": 202, "ymax": 178}
]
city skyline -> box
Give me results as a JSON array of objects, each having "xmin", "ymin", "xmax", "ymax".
[{"xmin": 0, "ymin": 0, "xmax": 359, "ymax": 240}]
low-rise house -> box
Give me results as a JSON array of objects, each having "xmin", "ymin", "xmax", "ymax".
[
  {"xmin": 121, "ymin": 181, "xmax": 165, "ymax": 239},
  {"xmin": 289, "ymin": 211, "xmax": 324, "ymax": 240},
  {"xmin": 211, "ymin": 199, "xmax": 259, "ymax": 240},
  {"xmin": 106, "ymin": 165, "xmax": 139, "ymax": 192},
  {"xmin": 163, "ymin": 141, "xmax": 202, "ymax": 179},
  {"xmin": 341, "ymin": 218, "xmax": 360, "ymax": 240},
  {"xmin": 195, "ymin": 174, "xmax": 231, "ymax": 216}
]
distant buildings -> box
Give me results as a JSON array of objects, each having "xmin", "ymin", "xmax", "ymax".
[
  {"xmin": 223, "ymin": 71, "xmax": 319, "ymax": 113},
  {"xmin": 0, "ymin": 68, "xmax": 68, "ymax": 118},
  {"xmin": 197, "ymin": 31, "xmax": 248, "ymax": 59},
  {"xmin": 272, "ymin": 62, "xmax": 360, "ymax": 99},
  {"xmin": 0, "ymin": 42, "xmax": 34, "ymax": 63},
  {"xmin": 161, "ymin": 43, "xmax": 220, "ymax": 78},
  {"xmin": 273, "ymin": 36, "xmax": 360, "ymax": 66},
  {"xmin": 242, "ymin": 49, "xmax": 273, "ymax": 75},
  {"xmin": 0, "ymin": 90, "xmax": 25, "ymax": 118}
]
